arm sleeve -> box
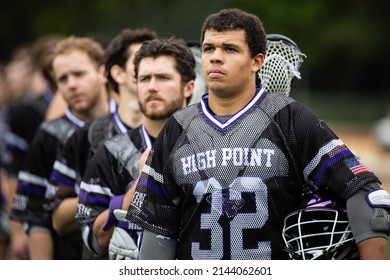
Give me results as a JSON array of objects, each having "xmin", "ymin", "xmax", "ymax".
[
  {"xmin": 138, "ymin": 230, "xmax": 177, "ymax": 260},
  {"xmin": 347, "ymin": 189, "xmax": 388, "ymax": 244}
]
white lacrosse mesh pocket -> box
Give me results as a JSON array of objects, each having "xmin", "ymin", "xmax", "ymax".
[
  {"xmin": 259, "ymin": 38, "xmax": 306, "ymax": 96},
  {"xmin": 282, "ymin": 208, "xmax": 356, "ymax": 260}
]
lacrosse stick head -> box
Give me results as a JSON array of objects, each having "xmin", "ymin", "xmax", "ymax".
[{"xmin": 259, "ymin": 34, "xmax": 306, "ymax": 96}]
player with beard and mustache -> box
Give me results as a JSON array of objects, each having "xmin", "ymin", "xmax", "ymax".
[{"xmin": 76, "ymin": 37, "xmax": 195, "ymax": 260}]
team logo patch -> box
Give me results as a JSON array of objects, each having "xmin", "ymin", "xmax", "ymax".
[{"xmin": 132, "ymin": 191, "xmax": 146, "ymax": 208}]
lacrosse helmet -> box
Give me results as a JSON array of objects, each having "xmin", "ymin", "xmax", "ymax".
[
  {"xmin": 259, "ymin": 34, "xmax": 306, "ymax": 96},
  {"xmin": 282, "ymin": 191, "xmax": 359, "ymax": 260}
]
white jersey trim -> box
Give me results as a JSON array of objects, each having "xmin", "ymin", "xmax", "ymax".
[
  {"xmin": 200, "ymin": 87, "xmax": 264, "ymax": 129},
  {"xmin": 18, "ymin": 171, "xmax": 48, "ymax": 187},
  {"xmin": 65, "ymin": 109, "xmax": 85, "ymax": 128},
  {"xmin": 143, "ymin": 165, "xmax": 164, "ymax": 184},
  {"xmin": 303, "ymin": 139, "xmax": 345, "ymax": 180},
  {"xmin": 80, "ymin": 181, "xmax": 114, "ymax": 197},
  {"xmin": 53, "ymin": 160, "xmax": 77, "ymax": 179}
]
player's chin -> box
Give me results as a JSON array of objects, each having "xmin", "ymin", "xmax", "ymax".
[
  {"xmin": 207, "ymin": 79, "xmax": 226, "ymax": 88},
  {"xmin": 70, "ymin": 101, "xmax": 90, "ymax": 114},
  {"xmin": 145, "ymin": 108, "xmax": 171, "ymax": 120},
  {"xmin": 208, "ymin": 84, "xmax": 228, "ymax": 95},
  {"xmin": 145, "ymin": 102, "xmax": 164, "ymax": 112}
]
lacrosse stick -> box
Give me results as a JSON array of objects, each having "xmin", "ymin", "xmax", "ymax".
[{"xmin": 259, "ymin": 34, "xmax": 306, "ymax": 96}]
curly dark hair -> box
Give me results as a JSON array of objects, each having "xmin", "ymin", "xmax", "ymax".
[{"xmin": 200, "ymin": 8, "xmax": 267, "ymax": 58}]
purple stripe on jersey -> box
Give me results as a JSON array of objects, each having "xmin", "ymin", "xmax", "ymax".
[
  {"xmin": 312, "ymin": 149, "xmax": 351, "ymax": 184},
  {"xmin": 50, "ymin": 170, "xmax": 75, "ymax": 189},
  {"xmin": 139, "ymin": 176, "xmax": 170, "ymax": 200},
  {"xmin": 17, "ymin": 182, "xmax": 46, "ymax": 198},
  {"xmin": 113, "ymin": 112, "xmax": 129, "ymax": 134},
  {"xmin": 5, "ymin": 143, "xmax": 27, "ymax": 154},
  {"xmin": 79, "ymin": 190, "xmax": 111, "ymax": 206}
]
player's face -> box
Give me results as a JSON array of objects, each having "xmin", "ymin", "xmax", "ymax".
[
  {"xmin": 201, "ymin": 29, "xmax": 261, "ymax": 98},
  {"xmin": 53, "ymin": 49, "xmax": 106, "ymax": 115},
  {"xmin": 137, "ymin": 55, "xmax": 191, "ymax": 120}
]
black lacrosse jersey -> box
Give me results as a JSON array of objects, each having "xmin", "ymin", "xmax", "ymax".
[
  {"xmin": 9, "ymin": 109, "xmax": 85, "ymax": 259},
  {"xmin": 49, "ymin": 104, "xmax": 127, "ymax": 260},
  {"xmin": 127, "ymin": 87, "xmax": 380, "ymax": 260},
  {"xmin": 49, "ymin": 99, "xmax": 119, "ymax": 197},
  {"xmin": 77, "ymin": 125, "xmax": 152, "ymax": 231},
  {"xmin": 1, "ymin": 90, "xmax": 52, "ymax": 177}
]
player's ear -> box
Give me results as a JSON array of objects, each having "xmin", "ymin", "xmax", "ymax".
[
  {"xmin": 183, "ymin": 80, "xmax": 195, "ymax": 100},
  {"xmin": 110, "ymin": 65, "xmax": 126, "ymax": 84},
  {"xmin": 252, "ymin": 53, "xmax": 264, "ymax": 73}
]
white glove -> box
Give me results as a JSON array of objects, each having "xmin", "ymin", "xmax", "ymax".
[
  {"xmin": 109, "ymin": 227, "xmax": 140, "ymax": 260},
  {"xmin": 108, "ymin": 209, "xmax": 141, "ymax": 260}
]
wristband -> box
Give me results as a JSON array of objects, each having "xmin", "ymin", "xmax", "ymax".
[{"xmin": 102, "ymin": 194, "xmax": 124, "ymax": 231}]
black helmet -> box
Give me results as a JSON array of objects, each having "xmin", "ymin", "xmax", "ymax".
[{"xmin": 282, "ymin": 191, "xmax": 359, "ymax": 260}]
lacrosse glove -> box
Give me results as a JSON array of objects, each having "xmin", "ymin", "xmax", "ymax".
[{"xmin": 108, "ymin": 209, "xmax": 141, "ymax": 260}]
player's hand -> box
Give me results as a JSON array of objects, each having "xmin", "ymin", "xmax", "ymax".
[
  {"xmin": 9, "ymin": 221, "xmax": 29, "ymax": 259},
  {"xmin": 107, "ymin": 209, "xmax": 140, "ymax": 260},
  {"xmin": 108, "ymin": 226, "xmax": 139, "ymax": 260}
]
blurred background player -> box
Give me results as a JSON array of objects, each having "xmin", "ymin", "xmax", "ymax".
[
  {"xmin": 1, "ymin": 35, "xmax": 64, "ymax": 259},
  {"xmin": 9, "ymin": 36, "xmax": 110, "ymax": 259},
  {"xmin": 0, "ymin": 63, "xmax": 11, "ymax": 259}
]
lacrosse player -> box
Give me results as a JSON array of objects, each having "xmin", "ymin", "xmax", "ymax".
[
  {"xmin": 9, "ymin": 36, "xmax": 111, "ymax": 259},
  {"xmin": 77, "ymin": 37, "xmax": 195, "ymax": 260},
  {"xmin": 48, "ymin": 29, "xmax": 157, "ymax": 259},
  {"xmin": 126, "ymin": 8, "xmax": 389, "ymax": 260}
]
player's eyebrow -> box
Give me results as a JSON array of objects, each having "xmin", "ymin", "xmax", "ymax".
[
  {"xmin": 202, "ymin": 41, "xmax": 242, "ymax": 50},
  {"xmin": 222, "ymin": 42, "xmax": 240, "ymax": 49}
]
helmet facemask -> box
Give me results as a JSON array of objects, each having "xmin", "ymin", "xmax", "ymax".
[{"xmin": 282, "ymin": 192, "xmax": 359, "ymax": 260}]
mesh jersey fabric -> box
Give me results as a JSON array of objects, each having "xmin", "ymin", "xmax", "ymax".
[
  {"xmin": 49, "ymin": 111, "xmax": 130, "ymax": 196},
  {"xmin": 127, "ymin": 87, "xmax": 380, "ymax": 260},
  {"xmin": 10, "ymin": 110, "xmax": 85, "ymax": 259},
  {"xmin": 49, "ymin": 111, "xmax": 130, "ymax": 259},
  {"xmin": 77, "ymin": 125, "xmax": 150, "ymax": 229},
  {"xmin": 49, "ymin": 98, "xmax": 118, "ymax": 195}
]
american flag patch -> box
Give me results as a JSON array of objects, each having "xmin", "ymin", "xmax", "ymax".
[{"xmin": 344, "ymin": 158, "xmax": 372, "ymax": 175}]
